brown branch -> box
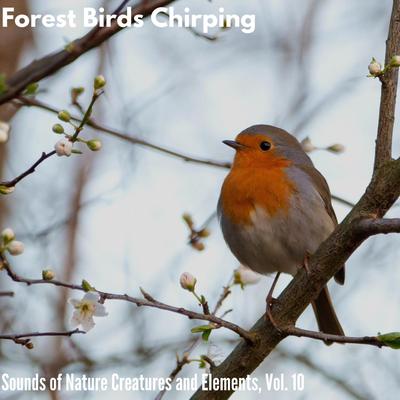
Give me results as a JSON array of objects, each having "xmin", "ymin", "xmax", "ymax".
[
  {"xmin": 1, "ymin": 256, "xmax": 254, "ymax": 343},
  {"xmin": 0, "ymin": 328, "xmax": 85, "ymax": 346},
  {"xmin": 0, "ymin": 91, "xmax": 103, "ymax": 188},
  {"xmin": 0, "ymin": 150, "xmax": 56, "ymax": 188},
  {"xmin": 15, "ymin": 96, "xmax": 231, "ymax": 169},
  {"xmin": 0, "ymin": 0, "xmax": 176, "ymax": 105},
  {"xmin": 374, "ymin": 0, "xmax": 400, "ymax": 170},
  {"xmin": 356, "ymin": 217, "xmax": 400, "ymax": 235},
  {"xmin": 284, "ymin": 326, "xmax": 388, "ymax": 348},
  {"xmin": 0, "ymin": 291, "xmax": 14, "ymax": 297}
]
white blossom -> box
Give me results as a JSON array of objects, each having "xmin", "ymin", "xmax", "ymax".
[
  {"xmin": 69, "ymin": 292, "xmax": 108, "ymax": 331},
  {"xmin": 0, "ymin": 121, "xmax": 10, "ymax": 143},
  {"xmin": 7, "ymin": 240, "xmax": 24, "ymax": 256},
  {"xmin": 179, "ymin": 272, "xmax": 197, "ymax": 292},
  {"xmin": 54, "ymin": 139, "xmax": 73, "ymax": 157},
  {"xmin": 234, "ymin": 265, "xmax": 261, "ymax": 287}
]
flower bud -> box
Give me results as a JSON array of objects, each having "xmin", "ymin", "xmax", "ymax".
[
  {"xmin": 192, "ymin": 241, "xmax": 205, "ymax": 251},
  {"xmin": 368, "ymin": 58, "xmax": 382, "ymax": 76},
  {"xmin": 24, "ymin": 82, "xmax": 39, "ymax": 95},
  {"xmin": 234, "ymin": 265, "xmax": 261, "ymax": 288},
  {"xmin": 0, "ymin": 121, "xmax": 10, "ymax": 143},
  {"xmin": 52, "ymin": 124, "xmax": 64, "ymax": 134},
  {"xmin": 54, "ymin": 139, "xmax": 73, "ymax": 157},
  {"xmin": 300, "ymin": 137, "xmax": 315, "ymax": 153},
  {"xmin": 182, "ymin": 213, "xmax": 193, "ymax": 228},
  {"xmin": 0, "ymin": 185, "xmax": 15, "ymax": 195},
  {"xmin": 25, "ymin": 342, "xmax": 34, "ymax": 350},
  {"xmin": 86, "ymin": 139, "xmax": 102, "ymax": 151},
  {"xmin": 2, "ymin": 228, "xmax": 15, "ymax": 243},
  {"xmin": 327, "ymin": 143, "xmax": 345, "ymax": 154},
  {"xmin": 7, "ymin": 240, "xmax": 24, "ymax": 256},
  {"xmin": 180, "ymin": 272, "xmax": 197, "ymax": 292},
  {"xmin": 390, "ymin": 55, "xmax": 400, "ymax": 67},
  {"xmin": 94, "ymin": 75, "xmax": 106, "ymax": 90},
  {"xmin": 198, "ymin": 229, "xmax": 210, "ymax": 238},
  {"xmin": 58, "ymin": 110, "xmax": 71, "ymax": 122},
  {"xmin": 42, "ymin": 269, "xmax": 55, "ymax": 280}
]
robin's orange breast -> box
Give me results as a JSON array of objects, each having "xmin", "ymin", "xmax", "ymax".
[{"xmin": 220, "ymin": 161, "xmax": 296, "ymax": 225}]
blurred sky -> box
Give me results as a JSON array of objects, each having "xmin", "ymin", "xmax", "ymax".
[{"xmin": 2, "ymin": 0, "xmax": 400, "ymax": 399}]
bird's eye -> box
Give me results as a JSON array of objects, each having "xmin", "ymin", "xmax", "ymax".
[{"xmin": 259, "ymin": 141, "xmax": 271, "ymax": 151}]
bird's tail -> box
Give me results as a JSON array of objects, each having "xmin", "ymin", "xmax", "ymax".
[{"xmin": 311, "ymin": 285, "xmax": 344, "ymax": 344}]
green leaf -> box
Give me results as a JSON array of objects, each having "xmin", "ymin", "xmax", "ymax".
[
  {"xmin": 191, "ymin": 325, "xmax": 212, "ymax": 334},
  {"xmin": 81, "ymin": 279, "xmax": 94, "ymax": 292},
  {"xmin": 202, "ymin": 329, "xmax": 212, "ymax": 342},
  {"xmin": 377, "ymin": 332, "xmax": 400, "ymax": 349}
]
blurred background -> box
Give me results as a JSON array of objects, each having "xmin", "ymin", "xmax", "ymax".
[{"xmin": 1, "ymin": 0, "xmax": 400, "ymax": 399}]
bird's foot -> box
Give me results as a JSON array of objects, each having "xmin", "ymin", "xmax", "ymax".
[
  {"xmin": 265, "ymin": 272, "xmax": 282, "ymax": 333},
  {"xmin": 302, "ymin": 252, "xmax": 311, "ymax": 276}
]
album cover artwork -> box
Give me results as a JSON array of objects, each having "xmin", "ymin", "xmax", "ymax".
[{"xmin": 0, "ymin": 1, "xmax": 399, "ymax": 399}]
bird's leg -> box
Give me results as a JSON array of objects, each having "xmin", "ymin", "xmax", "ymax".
[
  {"xmin": 302, "ymin": 251, "xmax": 311, "ymax": 276},
  {"xmin": 265, "ymin": 272, "xmax": 281, "ymax": 332}
]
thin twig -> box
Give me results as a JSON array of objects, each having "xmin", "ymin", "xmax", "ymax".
[
  {"xmin": 0, "ymin": 0, "xmax": 177, "ymax": 105},
  {"xmin": 15, "ymin": 96, "xmax": 355, "ymax": 209},
  {"xmin": 0, "ymin": 329, "xmax": 85, "ymax": 346},
  {"xmin": 1, "ymin": 256, "xmax": 254, "ymax": 343},
  {"xmin": 284, "ymin": 326, "xmax": 388, "ymax": 348},
  {"xmin": 0, "ymin": 151, "xmax": 56, "ymax": 188},
  {"xmin": 16, "ymin": 96, "xmax": 231, "ymax": 169},
  {"xmin": 0, "ymin": 291, "xmax": 14, "ymax": 297},
  {"xmin": 0, "ymin": 92, "xmax": 103, "ymax": 188}
]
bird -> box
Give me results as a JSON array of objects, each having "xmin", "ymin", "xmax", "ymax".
[{"xmin": 218, "ymin": 124, "xmax": 344, "ymax": 338}]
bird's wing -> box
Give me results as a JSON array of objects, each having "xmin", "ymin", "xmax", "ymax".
[
  {"xmin": 298, "ymin": 164, "xmax": 338, "ymax": 225},
  {"xmin": 297, "ymin": 164, "xmax": 345, "ymax": 285}
]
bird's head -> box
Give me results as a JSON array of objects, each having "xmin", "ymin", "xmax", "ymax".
[{"xmin": 223, "ymin": 125, "xmax": 310, "ymax": 169}]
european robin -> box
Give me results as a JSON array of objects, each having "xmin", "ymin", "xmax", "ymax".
[{"xmin": 218, "ymin": 125, "xmax": 344, "ymax": 337}]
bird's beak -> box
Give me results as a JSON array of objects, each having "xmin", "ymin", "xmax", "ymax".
[{"xmin": 222, "ymin": 140, "xmax": 245, "ymax": 150}]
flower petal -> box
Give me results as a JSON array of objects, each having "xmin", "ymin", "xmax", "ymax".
[
  {"xmin": 94, "ymin": 304, "xmax": 108, "ymax": 317},
  {"xmin": 80, "ymin": 316, "xmax": 95, "ymax": 332}
]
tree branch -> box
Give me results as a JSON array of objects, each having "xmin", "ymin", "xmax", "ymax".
[
  {"xmin": 0, "ymin": 328, "xmax": 85, "ymax": 347},
  {"xmin": 0, "ymin": 291, "xmax": 14, "ymax": 297},
  {"xmin": 1, "ymin": 256, "xmax": 255, "ymax": 343},
  {"xmin": 284, "ymin": 326, "xmax": 388, "ymax": 348},
  {"xmin": 0, "ymin": 0, "xmax": 176, "ymax": 105},
  {"xmin": 374, "ymin": 0, "xmax": 400, "ymax": 170},
  {"xmin": 0, "ymin": 150, "xmax": 56, "ymax": 188},
  {"xmin": 356, "ymin": 217, "xmax": 400, "ymax": 235},
  {"xmin": 15, "ymin": 96, "xmax": 231, "ymax": 169}
]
